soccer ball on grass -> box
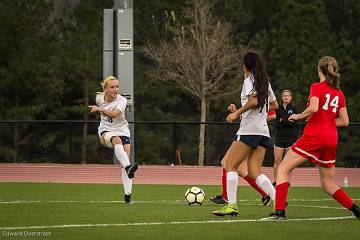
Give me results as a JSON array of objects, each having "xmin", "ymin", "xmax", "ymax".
[{"xmin": 185, "ymin": 186, "xmax": 205, "ymax": 205}]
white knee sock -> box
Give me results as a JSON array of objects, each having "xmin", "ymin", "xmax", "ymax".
[
  {"xmin": 256, "ymin": 174, "xmax": 276, "ymax": 200},
  {"xmin": 226, "ymin": 171, "xmax": 238, "ymax": 205},
  {"xmin": 114, "ymin": 144, "xmax": 130, "ymax": 168},
  {"xmin": 121, "ymin": 168, "xmax": 132, "ymax": 195}
]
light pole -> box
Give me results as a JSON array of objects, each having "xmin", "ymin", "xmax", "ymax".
[{"xmin": 103, "ymin": 0, "xmax": 134, "ymax": 163}]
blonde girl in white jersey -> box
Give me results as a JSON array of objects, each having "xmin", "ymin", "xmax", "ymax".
[
  {"xmin": 89, "ymin": 76, "xmax": 138, "ymax": 204},
  {"xmin": 213, "ymin": 52, "xmax": 278, "ymax": 216}
]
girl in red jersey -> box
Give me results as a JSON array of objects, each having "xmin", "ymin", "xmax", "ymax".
[{"xmin": 264, "ymin": 56, "xmax": 360, "ymax": 220}]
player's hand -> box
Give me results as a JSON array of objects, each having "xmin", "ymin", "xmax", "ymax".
[
  {"xmin": 89, "ymin": 105, "xmax": 100, "ymax": 113},
  {"xmin": 226, "ymin": 112, "xmax": 239, "ymax": 123},
  {"xmin": 288, "ymin": 114, "xmax": 300, "ymax": 122},
  {"xmin": 227, "ymin": 104, "xmax": 237, "ymax": 113}
]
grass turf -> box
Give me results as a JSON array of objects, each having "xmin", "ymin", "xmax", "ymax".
[{"xmin": 0, "ymin": 182, "xmax": 359, "ymax": 240}]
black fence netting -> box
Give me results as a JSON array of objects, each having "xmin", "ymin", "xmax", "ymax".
[{"xmin": 0, "ymin": 121, "xmax": 359, "ymax": 167}]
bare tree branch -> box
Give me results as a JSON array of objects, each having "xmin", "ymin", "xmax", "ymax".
[{"xmin": 144, "ymin": 0, "xmax": 247, "ymax": 165}]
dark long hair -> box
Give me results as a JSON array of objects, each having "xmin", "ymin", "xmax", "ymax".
[{"xmin": 243, "ymin": 52, "xmax": 270, "ymax": 111}]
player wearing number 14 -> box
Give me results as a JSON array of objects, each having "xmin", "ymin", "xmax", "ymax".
[{"xmin": 263, "ymin": 56, "xmax": 360, "ymax": 220}]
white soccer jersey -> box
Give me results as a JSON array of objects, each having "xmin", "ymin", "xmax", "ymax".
[
  {"xmin": 96, "ymin": 93, "xmax": 130, "ymax": 137},
  {"xmin": 236, "ymin": 74, "xmax": 276, "ymax": 137}
]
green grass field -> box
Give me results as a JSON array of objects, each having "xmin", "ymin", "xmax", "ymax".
[{"xmin": 0, "ymin": 183, "xmax": 359, "ymax": 240}]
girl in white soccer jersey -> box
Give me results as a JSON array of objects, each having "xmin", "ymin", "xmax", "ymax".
[
  {"xmin": 213, "ymin": 51, "xmax": 278, "ymax": 216},
  {"xmin": 89, "ymin": 76, "xmax": 138, "ymax": 204}
]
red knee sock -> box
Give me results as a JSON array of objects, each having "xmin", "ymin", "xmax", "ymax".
[
  {"xmin": 332, "ymin": 189, "xmax": 354, "ymax": 210},
  {"xmin": 276, "ymin": 182, "xmax": 289, "ymax": 211},
  {"xmin": 221, "ymin": 168, "xmax": 228, "ymax": 200},
  {"xmin": 243, "ymin": 175, "xmax": 267, "ymax": 197}
]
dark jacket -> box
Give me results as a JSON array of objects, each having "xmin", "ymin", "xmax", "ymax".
[{"xmin": 275, "ymin": 103, "xmax": 299, "ymax": 139}]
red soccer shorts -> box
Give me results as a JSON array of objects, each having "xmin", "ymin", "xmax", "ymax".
[{"xmin": 291, "ymin": 135, "xmax": 337, "ymax": 168}]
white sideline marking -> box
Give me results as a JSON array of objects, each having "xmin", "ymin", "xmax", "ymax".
[
  {"xmin": 244, "ymin": 203, "xmax": 345, "ymax": 210},
  {"xmin": 0, "ymin": 216, "xmax": 355, "ymax": 230},
  {"xmin": 1, "ymin": 198, "xmax": 359, "ymax": 204}
]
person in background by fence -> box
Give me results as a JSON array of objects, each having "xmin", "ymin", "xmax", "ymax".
[
  {"xmin": 212, "ymin": 51, "xmax": 278, "ymax": 217},
  {"xmin": 89, "ymin": 76, "xmax": 138, "ymax": 204},
  {"xmin": 273, "ymin": 89, "xmax": 299, "ymax": 185},
  {"xmin": 263, "ymin": 56, "xmax": 360, "ymax": 220}
]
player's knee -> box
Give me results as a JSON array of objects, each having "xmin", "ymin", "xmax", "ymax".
[
  {"xmin": 225, "ymin": 162, "xmax": 238, "ymax": 172},
  {"xmin": 112, "ymin": 136, "xmax": 122, "ymax": 145}
]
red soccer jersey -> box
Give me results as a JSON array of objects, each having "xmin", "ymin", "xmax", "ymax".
[
  {"xmin": 268, "ymin": 109, "xmax": 276, "ymax": 117},
  {"xmin": 303, "ymin": 81, "xmax": 346, "ymax": 145}
]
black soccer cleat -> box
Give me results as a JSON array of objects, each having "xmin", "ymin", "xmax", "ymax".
[
  {"xmin": 262, "ymin": 195, "xmax": 271, "ymax": 206},
  {"xmin": 261, "ymin": 210, "xmax": 286, "ymax": 220},
  {"xmin": 125, "ymin": 163, "xmax": 138, "ymax": 179},
  {"xmin": 209, "ymin": 195, "xmax": 228, "ymax": 204},
  {"xmin": 351, "ymin": 204, "xmax": 360, "ymax": 218},
  {"xmin": 124, "ymin": 194, "xmax": 132, "ymax": 204}
]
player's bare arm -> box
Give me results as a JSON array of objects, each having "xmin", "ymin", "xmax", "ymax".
[
  {"xmin": 226, "ymin": 94, "xmax": 258, "ymax": 123},
  {"xmin": 336, "ymin": 107, "xmax": 349, "ymax": 127},
  {"xmin": 269, "ymin": 100, "xmax": 278, "ymax": 111},
  {"xmin": 227, "ymin": 104, "xmax": 237, "ymax": 113},
  {"xmin": 89, "ymin": 105, "xmax": 121, "ymax": 118},
  {"xmin": 289, "ymin": 96, "xmax": 319, "ymax": 122}
]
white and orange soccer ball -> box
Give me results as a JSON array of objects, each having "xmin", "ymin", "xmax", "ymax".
[{"xmin": 185, "ymin": 187, "xmax": 205, "ymax": 205}]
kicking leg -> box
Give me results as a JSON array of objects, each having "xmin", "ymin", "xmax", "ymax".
[{"xmin": 212, "ymin": 141, "xmax": 251, "ymax": 216}]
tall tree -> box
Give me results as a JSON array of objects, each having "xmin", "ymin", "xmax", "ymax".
[
  {"xmin": 52, "ymin": 0, "xmax": 105, "ymax": 163},
  {"xmin": 145, "ymin": 0, "xmax": 244, "ymax": 166},
  {"xmin": 252, "ymin": 0, "xmax": 335, "ymax": 104},
  {"xmin": 0, "ymin": 0, "xmax": 60, "ymax": 162}
]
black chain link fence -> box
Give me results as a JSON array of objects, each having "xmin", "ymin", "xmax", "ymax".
[{"xmin": 0, "ymin": 120, "xmax": 359, "ymax": 167}]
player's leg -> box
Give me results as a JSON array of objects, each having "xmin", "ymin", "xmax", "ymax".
[
  {"xmin": 273, "ymin": 146, "xmax": 285, "ymax": 185},
  {"xmin": 263, "ymin": 149, "xmax": 306, "ymax": 220},
  {"xmin": 212, "ymin": 141, "xmax": 252, "ymax": 216},
  {"xmin": 247, "ymin": 146, "xmax": 275, "ymax": 203},
  {"xmin": 238, "ymin": 157, "xmax": 270, "ymax": 205},
  {"xmin": 319, "ymin": 166, "xmax": 360, "ymax": 218},
  {"xmin": 209, "ymin": 155, "xmax": 228, "ymax": 204},
  {"xmin": 220, "ymin": 157, "xmax": 227, "ymax": 201},
  {"xmin": 112, "ymin": 135, "xmax": 137, "ymax": 179},
  {"xmin": 121, "ymin": 142, "xmax": 133, "ymax": 204},
  {"xmin": 111, "ymin": 136, "xmax": 130, "ymax": 167}
]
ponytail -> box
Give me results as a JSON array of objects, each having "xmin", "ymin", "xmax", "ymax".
[
  {"xmin": 243, "ymin": 52, "xmax": 270, "ymax": 111},
  {"xmin": 318, "ymin": 56, "xmax": 340, "ymax": 88}
]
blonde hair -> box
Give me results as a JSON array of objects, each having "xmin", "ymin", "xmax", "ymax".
[
  {"xmin": 318, "ymin": 56, "xmax": 340, "ymax": 88},
  {"xmin": 96, "ymin": 76, "xmax": 117, "ymax": 95}
]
